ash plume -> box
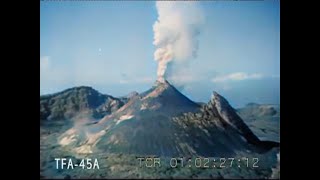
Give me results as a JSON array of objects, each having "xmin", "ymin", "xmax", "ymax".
[{"xmin": 153, "ymin": 1, "xmax": 204, "ymax": 83}]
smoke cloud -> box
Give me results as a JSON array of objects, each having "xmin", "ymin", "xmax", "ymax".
[{"xmin": 153, "ymin": 1, "xmax": 204, "ymax": 83}]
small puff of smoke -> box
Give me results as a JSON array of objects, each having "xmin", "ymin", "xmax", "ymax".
[{"xmin": 153, "ymin": 1, "xmax": 204, "ymax": 83}]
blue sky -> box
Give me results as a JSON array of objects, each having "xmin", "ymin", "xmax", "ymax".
[{"xmin": 40, "ymin": 1, "xmax": 280, "ymax": 107}]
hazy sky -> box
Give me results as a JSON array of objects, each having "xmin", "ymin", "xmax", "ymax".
[{"xmin": 40, "ymin": 1, "xmax": 280, "ymax": 107}]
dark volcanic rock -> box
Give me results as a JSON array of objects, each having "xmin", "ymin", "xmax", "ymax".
[
  {"xmin": 176, "ymin": 91, "xmax": 279, "ymax": 153},
  {"xmin": 118, "ymin": 91, "xmax": 139, "ymax": 104},
  {"xmin": 40, "ymin": 86, "xmax": 124, "ymax": 121},
  {"xmin": 209, "ymin": 92, "xmax": 261, "ymax": 145},
  {"xmin": 41, "ymin": 82, "xmax": 280, "ymax": 179},
  {"xmin": 58, "ymin": 81, "xmax": 278, "ymax": 157}
]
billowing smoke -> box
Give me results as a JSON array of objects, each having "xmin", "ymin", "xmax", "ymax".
[{"xmin": 153, "ymin": 1, "xmax": 204, "ymax": 83}]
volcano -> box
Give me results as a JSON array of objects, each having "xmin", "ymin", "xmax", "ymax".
[
  {"xmin": 57, "ymin": 80, "xmax": 278, "ymax": 156},
  {"xmin": 99, "ymin": 79, "xmax": 201, "ymax": 123}
]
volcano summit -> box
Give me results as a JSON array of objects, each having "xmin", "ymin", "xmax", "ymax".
[
  {"xmin": 41, "ymin": 80, "xmax": 278, "ymax": 157},
  {"xmin": 40, "ymin": 80, "xmax": 280, "ymax": 178}
]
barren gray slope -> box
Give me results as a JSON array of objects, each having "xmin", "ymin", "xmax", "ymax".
[{"xmin": 58, "ymin": 81, "xmax": 278, "ymax": 157}]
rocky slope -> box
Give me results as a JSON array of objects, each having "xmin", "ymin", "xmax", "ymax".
[
  {"xmin": 237, "ymin": 103, "xmax": 280, "ymax": 142},
  {"xmin": 58, "ymin": 81, "xmax": 278, "ymax": 157},
  {"xmin": 40, "ymin": 86, "xmax": 124, "ymax": 121},
  {"xmin": 237, "ymin": 103, "xmax": 280, "ymax": 122},
  {"xmin": 40, "ymin": 81, "xmax": 280, "ymax": 179},
  {"xmin": 58, "ymin": 80, "xmax": 201, "ymax": 155}
]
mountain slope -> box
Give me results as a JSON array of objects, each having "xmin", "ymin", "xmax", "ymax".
[
  {"xmin": 173, "ymin": 92, "xmax": 279, "ymax": 155},
  {"xmin": 40, "ymin": 86, "xmax": 124, "ymax": 121},
  {"xmin": 58, "ymin": 80, "xmax": 201, "ymax": 155},
  {"xmin": 237, "ymin": 103, "xmax": 280, "ymax": 122},
  {"xmin": 58, "ymin": 81, "xmax": 278, "ymax": 157},
  {"xmin": 99, "ymin": 80, "xmax": 200, "ymax": 121},
  {"xmin": 237, "ymin": 103, "xmax": 280, "ymax": 142}
]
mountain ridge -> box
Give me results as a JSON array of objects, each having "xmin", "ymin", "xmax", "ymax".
[
  {"xmin": 53, "ymin": 81, "xmax": 278, "ymax": 156},
  {"xmin": 40, "ymin": 86, "xmax": 124, "ymax": 121}
]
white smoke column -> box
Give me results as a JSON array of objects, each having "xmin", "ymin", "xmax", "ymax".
[{"xmin": 153, "ymin": 1, "xmax": 204, "ymax": 83}]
